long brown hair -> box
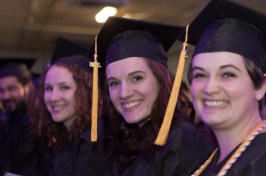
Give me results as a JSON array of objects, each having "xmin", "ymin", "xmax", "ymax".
[{"xmin": 103, "ymin": 58, "xmax": 190, "ymax": 174}]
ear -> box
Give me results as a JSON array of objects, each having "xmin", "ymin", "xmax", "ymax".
[{"xmin": 256, "ymin": 76, "xmax": 266, "ymax": 101}]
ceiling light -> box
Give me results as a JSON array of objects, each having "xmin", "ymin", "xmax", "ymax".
[{"xmin": 95, "ymin": 6, "xmax": 117, "ymax": 23}]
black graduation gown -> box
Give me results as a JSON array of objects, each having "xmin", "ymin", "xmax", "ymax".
[
  {"xmin": 184, "ymin": 132, "xmax": 266, "ymax": 176},
  {"xmin": 72, "ymin": 128, "xmax": 106, "ymax": 176},
  {"xmin": 4, "ymin": 111, "xmax": 37, "ymax": 175},
  {"xmin": 0, "ymin": 112, "xmax": 8, "ymax": 175},
  {"xmin": 107, "ymin": 119, "xmax": 213, "ymax": 176},
  {"xmin": 49, "ymin": 125, "xmax": 106, "ymax": 176},
  {"xmin": 34, "ymin": 139, "xmax": 52, "ymax": 176},
  {"xmin": 0, "ymin": 111, "xmax": 7, "ymax": 146},
  {"xmin": 49, "ymin": 141, "xmax": 74, "ymax": 176}
]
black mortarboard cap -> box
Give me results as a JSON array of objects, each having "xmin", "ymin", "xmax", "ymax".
[
  {"xmin": 50, "ymin": 37, "xmax": 92, "ymax": 73},
  {"xmin": 0, "ymin": 58, "xmax": 35, "ymax": 81},
  {"xmin": 91, "ymin": 16, "xmax": 184, "ymax": 68},
  {"xmin": 178, "ymin": 0, "xmax": 266, "ymax": 72}
]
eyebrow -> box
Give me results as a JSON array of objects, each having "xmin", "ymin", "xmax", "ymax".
[
  {"xmin": 107, "ymin": 70, "xmax": 146, "ymax": 82},
  {"xmin": 220, "ymin": 64, "xmax": 241, "ymax": 71},
  {"xmin": 192, "ymin": 66, "xmax": 204, "ymax": 71},
  {"xmin": 44, "ymin": 82, "xmax": 72, "ymax": 86},
  {"xmin": 192, "ymin": 64, "xmax": 241, "ymax": 72}
]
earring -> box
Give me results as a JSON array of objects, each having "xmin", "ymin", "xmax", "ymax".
[{"xmin": 257, "ymin": 93, "xmax": 262, "ymax": 100}]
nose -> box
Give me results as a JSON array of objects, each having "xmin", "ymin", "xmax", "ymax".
[
  {"xmin": 49, "ymin": 89, "xmax": 60, "ymax": 101},
  {"xmin": 119, "ymin": 82, "xmax": 133, "ymax": 99},
  {"xmin": 204, "ymin": 76, "xmax": 220, "ymax": 95}
]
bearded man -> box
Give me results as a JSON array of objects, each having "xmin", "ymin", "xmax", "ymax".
[{"xmin": 0, "ymin": 58, "xmax": 37, "ymax": 176}]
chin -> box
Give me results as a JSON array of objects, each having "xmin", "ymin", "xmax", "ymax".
[
  {"xmin": 124, "ymin": 117, "xmax": 139, "ymax": 124},
  {"xmin": 52, "ymin": 116, "xmax": 64, "ymax": 123},
  {"xmin": 125, "ymin": 119, "xmax": 136, "ymax": 124}
]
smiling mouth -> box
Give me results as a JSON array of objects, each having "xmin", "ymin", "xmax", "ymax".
[
  {"xmin": 123, "ymin": 100, "xmax": 142, "ymax": 109},
  {"xmin": 204, "ymin": 100, "xmax": 228, "ymax": 107},
  {"xmin": 52, "ymin": 105, "xmax": 66, "ymax": 111}
]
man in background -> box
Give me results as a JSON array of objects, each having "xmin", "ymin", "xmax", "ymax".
[{"xmin": 0, "ymin": 58, "xmax": 37, "ymax": 176}]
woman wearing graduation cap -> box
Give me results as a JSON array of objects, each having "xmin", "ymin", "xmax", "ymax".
[
  {"xmin": 179, "ymin": 0, "xmax": 266, "ymax": 175},
  {"xmin": 92, "ymin": 17, "xmax": 212, "ymax": 176},
  {"xmin": 30, "ymin": 37, "xmax": 106, "ymax": 176}
]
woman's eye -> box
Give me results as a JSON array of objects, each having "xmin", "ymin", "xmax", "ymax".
[
  {"xmin": 133, "ymin": 76, "xmax": 143, "ymax": 81},
  {"xmin": 108, "ymin": 81, "xmax": 119, "ymax": 87},
  {"xmin": 61, "ymin": 86, "xmax": 70, "ymax": 90},
  {"xmin": 44, "ymin": 86, "xmax": 52, "ymax": 91},
  {"xmin": 192, "ymin": 73, "xmax": 205, "ymax": 79},
  {"xmin": 222, "ymin": 72, "xmax": 236, "ymax": 78}
]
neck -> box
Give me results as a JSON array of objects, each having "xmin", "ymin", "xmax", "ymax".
[{"xmin": 213, "ymin": 117, "xmax": 262, "ymax": 163}]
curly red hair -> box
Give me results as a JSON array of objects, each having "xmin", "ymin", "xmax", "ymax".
[{"xmin": 30, "ymin": 63, "xmax": 102, "ymax": 152}]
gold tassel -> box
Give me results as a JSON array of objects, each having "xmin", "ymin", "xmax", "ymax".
[
  {"xmin": 90, "ymin": 36, "xmax": 101, "ymax": 142},
  {"xmin": 154, "ymin": 25, "xmax": 189, "ymax": 146}
]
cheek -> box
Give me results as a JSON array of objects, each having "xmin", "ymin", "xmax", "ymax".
[
  {"xmin": 223, "ymin": 84, "xmax": 245, "ymax": 99},
  {"xmin": 108, "ymin": 89, "xmax": 117, "ymax": 103},
  {"xmin": 152, "ymin": 85, "xmax": 160, "ymax": 99},
  {"xmin": 190, "ymin": 81, "xmax": 201, "ymax": 97},
  {"xmin": 43, "ymin": 93, "xmax": 50, "ymax": 104},
  {"xmin": 64, "ymin": 91, "xmax": 75, "ymax": 104},
  {"xmin": 12, "ymin": 90, "xmax": 22, "ymax": 99},
  {"xmin": 70, "ymin": 94, "xmax": 76, "ymax": 105},
  {"xmin": 146, "ymin": 81, "xmax": 160, "ymax": 104}
]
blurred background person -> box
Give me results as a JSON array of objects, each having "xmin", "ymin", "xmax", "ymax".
[{"xmin": 0, "ymin": 58, "xmax": 37, "ymax": 175}]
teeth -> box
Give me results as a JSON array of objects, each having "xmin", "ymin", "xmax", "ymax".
[
  {"xmin": 205, "ymin": 100, "xmax": 228, "ymax": 107},
  {"xmin": 53, "ymin": 106, "xmax": 65, "ymax": 111},
  {"xmin": 123, "ymin": 101, "xmax": 141, "ymax": 109}
]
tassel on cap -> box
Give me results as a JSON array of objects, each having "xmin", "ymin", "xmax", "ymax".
[
  {"xmin": 154, "ymin": 25, "xmax": 189, "ymax": 146},
  {"xmin": 90, "ymin": 36, "xmax": 101, "ymax": 142}
]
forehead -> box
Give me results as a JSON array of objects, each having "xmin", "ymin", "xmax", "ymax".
[
  {"xmin": 0, "ymin": 76, "xmax": 20, "ymax": 87},
  {"xmin": 192, "ymin": 51, "xmax": 246, "ymax": 69},
  {"xmin": 45, "ymin": 65, "xmax": 74, "ymax": 83},
  {"xmin": 106, "ymin": 57, "xmax": 150, "ymax": 77}
]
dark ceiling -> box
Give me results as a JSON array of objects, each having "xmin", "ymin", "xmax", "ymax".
[{"xmin": 0, "ymin": 0, "xmax": 265, "ymax": 74}]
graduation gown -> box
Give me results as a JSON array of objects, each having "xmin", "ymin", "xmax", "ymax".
[
  {"xmin": 49, "ymin": 140, "xmax": 75, "ymax": 176},
  {"xmin": 3, "ymin": 111, "xmax": 37, "ymax": 176},
  {"xmin": 183, "ymin": 132, "xmax": 266, "ymax": 176},
  {"xmin": 0, "ymin": 112, "xmax": 8, "ymax": 176},
  {"xmin": 107, "ymin": 119, "xmax": 213, "ymax": 176},
  {"xmin": 49, "ymin": 127, "xmax": 106, "ymax": 176},
  {"xmin": 72, "ymin": 128, "xmax": 106, "ymax": 176}
]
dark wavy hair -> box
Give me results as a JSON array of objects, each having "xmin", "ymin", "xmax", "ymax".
[
  {"xmin": 30, "ymin": 63, "xmax": 102, "ymax": 152},
  {"xmin": 103, "ymin": 58, "xmax": 190, "ymax": 174}
]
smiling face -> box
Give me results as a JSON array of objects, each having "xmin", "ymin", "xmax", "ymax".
[
  {"xmin": 0, "ymin": 76, "xmax": 28, "ymax": 114},
  {"xmin": 44, "ymin": 65, "xmax": 77, "ymax": 130},
  {"xmin": 106, "ymin": 57, "xmax": 160, "ymax": 124},
  {"xmin": 191, "ymin": 52, "xmax": 264, "ymax": 130}
]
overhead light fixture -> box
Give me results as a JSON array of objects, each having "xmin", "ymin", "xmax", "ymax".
[{"xmin": 95, "ymin": 6, "xmax": 117, "ymax": 23}]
